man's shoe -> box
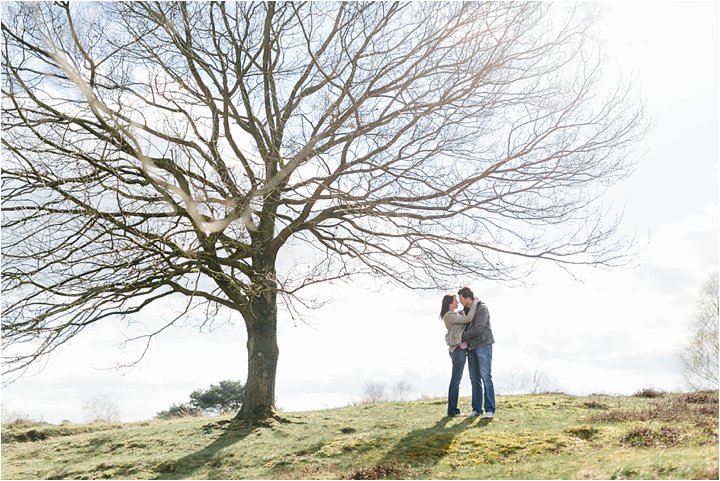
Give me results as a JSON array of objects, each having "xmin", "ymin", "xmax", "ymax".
[
  {"xmin": 482, "ymin": 411, "xmax": 495, "ymax": 419},
  {"xmin": 468, "ymin": 410, "xmax": 481, "ymax": 417},
  {"xmin": 448, "ymin": 412, "xmax": 466, "ymax": 418}
]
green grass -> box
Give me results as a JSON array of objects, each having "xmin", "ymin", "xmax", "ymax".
[{"xmin": 2, "ymin": 392, "xmax": 717, "ymax": 479}]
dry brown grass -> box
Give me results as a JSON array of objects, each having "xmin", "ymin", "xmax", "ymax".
[
  {"xmin": 592, "ymin": 391, "xmax": 717, "ymax": 423},
  {"xmin": 591, "ymin": 391, "xmax": 719, "ymax": 446},
  {"xmin": 348, "ymin": 463, "xmax": 405, "ymax": 480},
  {"xmin": 620, "ymin": 426, "xmax": 683, "ymax": 448}
]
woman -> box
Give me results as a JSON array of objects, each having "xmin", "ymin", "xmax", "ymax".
[{"xmin": 440, "ymin": 294, "xmax": 478, "ymax": 417}]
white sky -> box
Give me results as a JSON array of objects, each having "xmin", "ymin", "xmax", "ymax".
[{"xmin": 2, "ymin": 2, "xmax": 719, "ymax": 424}]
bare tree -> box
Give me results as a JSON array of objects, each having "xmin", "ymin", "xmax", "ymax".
[
  {"xmin": 2, "ymin": 2, "xmax": 644, "ymax": 422},
  {"xmin": 680, "ymin": 273, "xmax": 719, "ymax": 390},
  {"xmin": 361, "ymin": 382, "xmax": 388, "ymax": 404},
  {"xmin": 390, "ymin": 380, "xmax": 413, "ymax": 402},
  {"xmin": 1, "ymin": 403, "xmax": 42, "ymax": 425},
  {"xmin": 500, "ymin": 368, "xmax": 560, "ymax": 395},
  {"xmin": 81, "ymin": 393, "xmax": 120, "ymax": 423}
]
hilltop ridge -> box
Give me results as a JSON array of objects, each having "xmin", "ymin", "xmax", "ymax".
[{"xmin": 2, "ymin": 392, "xmax": 717, "ymax": 479}]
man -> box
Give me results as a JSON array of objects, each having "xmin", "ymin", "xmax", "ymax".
[{"xmin": 458, "ymin": 287, "xmax": 496, "ymax": 418}]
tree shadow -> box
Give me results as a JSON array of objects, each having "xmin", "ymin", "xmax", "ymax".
[
  {"xmin": 152, "ymin": 419, "xmax": 265, "ymax": 479},
  {"xmin": 351, "ymin": 416, "xmax": 493, "ymax": 479}
]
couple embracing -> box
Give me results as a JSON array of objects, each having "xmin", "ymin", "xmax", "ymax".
[{"xmin": 440, "ymin": 287, "xmax": 496, "ymax": 418}]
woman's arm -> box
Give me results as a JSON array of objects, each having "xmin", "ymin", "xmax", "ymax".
[{"xmin": 443, "ymin": 302, "xmax": 477, "ymax": 327}]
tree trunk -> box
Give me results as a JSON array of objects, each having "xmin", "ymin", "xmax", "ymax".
[{"xmin": 235, "ymin": 286, "xmax": 279, "ymax": 422}]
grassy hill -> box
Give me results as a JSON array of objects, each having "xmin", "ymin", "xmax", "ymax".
[{"xmin": 2, "ymin": 391, "xmax": 718, "ymax": 479}]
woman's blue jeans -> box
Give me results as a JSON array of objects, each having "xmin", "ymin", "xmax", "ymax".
[{"xmin": 447, "ymin": 348, "xmax": 467, "ymax": 416}]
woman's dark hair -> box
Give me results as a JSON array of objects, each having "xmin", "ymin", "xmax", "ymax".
[{"xmin": 440, "ymin": 294, "xmax": 455, "ymax": 320}]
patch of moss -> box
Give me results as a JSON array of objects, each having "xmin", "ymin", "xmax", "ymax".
[
  {"xmin": 396, "ymin": 431, "xmax": 457, "ymax": 463},
  {"xmin": 564, "ymin": 425, "xmax": 599, "ymax": 440},
  {"xmin": 446, "ymin": 431, "xmax": 568, "ymax": 466}
]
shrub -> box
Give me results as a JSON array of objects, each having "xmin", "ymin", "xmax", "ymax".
[
  {"xmin": 155, "ymin": 380, "xmax": 245, "ymax": 419},
  {"xmin": 155, "ymin": 403, "xmax": 202, "ymax": 420},
  {"xmin": 621, "ymin": 426, "xmax": 681, "ymax": 447},
  {"xmin": 632, "ymin": 388, "xmax": 665, "ymax": 398},
  {"xmin": 565, "ymin": 425, "xmax": 599, "ymax": 440},
  {"xmin": 678, "ymin": 390, "xmax": 719, "ymax": 405},
  {"xmin": 190, "ymin": 380, "xmax": 245, "ymax": 414},
  {"xmin": 348, "ymin": 463, "xmax": 405, "ymax": 480}
]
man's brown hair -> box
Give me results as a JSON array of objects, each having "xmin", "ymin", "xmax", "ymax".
[{"xmin": 457, "ymin": 287, "xmax": 474, "ymax": 299}]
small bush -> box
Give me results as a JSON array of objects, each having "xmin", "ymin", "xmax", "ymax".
[
  {"xmin": 155, "ymin": 380, "xmax": 245, "ymax": 419},
  {"xmin": 348, "ymin": 463, "xmax": 405, "ymax": 480},
  {"xmin": 155, "ymin": 403, "xmax": 202, "ymax": 420},
  {"xmin": 621, "ymin": 426, "xmax": 654, "ymax": 446},
  {"xmin": 190, "ymin": 380, "xmax": 245, "ymax": 414},
  {"xmin": 565, "ymin": 425, "xmax": 599, "ymax": 440},
  {"xmin": 632, "ymin": 388, "xmax": 665, "ymax": 398},
  {"xmin": 621, "ymin": 426, "xmax": 681, "ymax": 447},
  {"xmin": 583, "ymin": 401, "xmax": 609, "ymax": 409},
  {"xmin": 678, "ymin": 390, "xmax": 719, "ymax": 405}
]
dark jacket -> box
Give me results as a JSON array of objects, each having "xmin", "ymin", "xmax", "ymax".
[{"xmin": 461, "ymin": 302, "xmax": 494, "ymax": 349}]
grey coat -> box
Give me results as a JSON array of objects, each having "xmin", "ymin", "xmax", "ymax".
[{"xmin": 461, "ymin": 302, "xmax": 494, "ymax": 349}]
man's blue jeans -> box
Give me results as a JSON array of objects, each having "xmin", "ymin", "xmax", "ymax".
[
  {"xmin": 467, "ymin": 344, "xmax": 496, "ymax": 414},
  {"xmin": 447, "ymin": 348, "xmax": 467, "ymax": 416}
]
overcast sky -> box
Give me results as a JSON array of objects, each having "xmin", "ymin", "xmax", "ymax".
[{"xmin": 2, "ymin": 2, "xmax": 718, "ymax": 424}]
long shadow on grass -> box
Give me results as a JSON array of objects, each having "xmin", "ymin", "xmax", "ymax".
[
  {"xmin": 152, "ymin": 420, "xmax": 259, "ymax": 479},
  {"xmin": 352, "ymin": 416, "xmax": 492, "ymax": 478}
]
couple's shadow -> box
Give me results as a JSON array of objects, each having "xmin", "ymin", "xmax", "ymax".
[
  {"xmin": 153, "ymin": 415, "xmax": 491, "ymax": 479},
  {"xmin": 369, "ymin": 415, "xmax": 493, "ymax": 476}
]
